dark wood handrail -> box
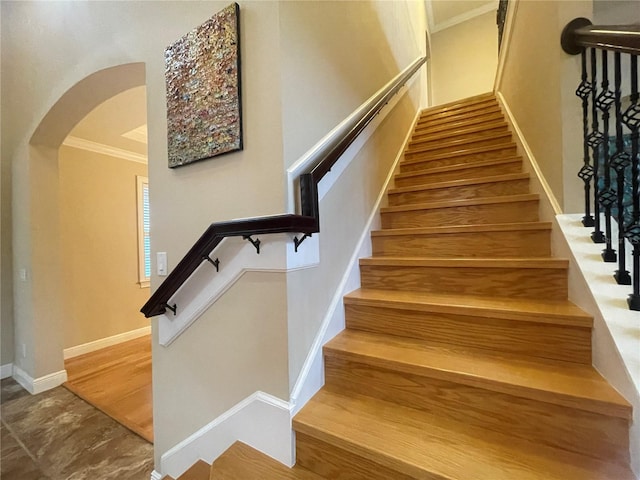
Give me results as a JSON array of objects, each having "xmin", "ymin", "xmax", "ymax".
[
  {"xmin": 141, "ymin": 56, "xmax": 427, "ymax": 318},
  {"xmin": 561, "ymin": 17, "xmax": 640, "ymax": 56}
]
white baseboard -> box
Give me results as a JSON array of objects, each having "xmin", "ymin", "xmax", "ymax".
[
  {"xmin": 12, "ymin": 365, "xmax": 67, "ymax": 395},
  {"xmin": 1, "ymin": 363, "xmax": 13, "ymax": 379},
  {"xmin": 63, "ymin": 326, "xmax": 151, "ymax": 359},
  {"xmin": 149, "ymin": 471, "xmax": 162, "ymax": 480},
  {"xmin": 160, "ymin": 391, "xmax": 293, "ymax": 479},
  {"xmin": 290, "ymin": 106, "xmax": 423, "ymax": 414}
]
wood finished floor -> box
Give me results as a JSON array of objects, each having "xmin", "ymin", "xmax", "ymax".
[{"xmin": 64, "ymin": 335, "xmax": 153, "ymax": 443}]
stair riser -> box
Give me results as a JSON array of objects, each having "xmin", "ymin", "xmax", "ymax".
[
  {"xmin": 323, "ymin": 357, "xmax": 630, "ymax": 466},
  {"xmin": 388, "ymin": 178, "xmax": 530, "ymax": 206},
  {"xmin": 296, "ymin": 432, "xmax": 419, "ymax": 480},
  {"xmin": 409, "ymin": 125, "xmax": 509, "ymax": 149},
  {"xmin": 359, "ymin": 264, "xmax": 568, "ymax": 299},
  {"xmin": 406, "ymin": 135, "xmax": 512, "ymax": 158},
  {"xmin": 401, "ymin": 145, "xmax": 518, "ymax": 171},
  {"xmin": 394, "ymin": 161, "xmax": 522, "ymax": 187},
  {"xmin": 345, "ymin": 304, "xmax": 591, "ymax": 363},
  {"xmin": 414, "ymin": 111, "xmax": 504, "ymax": 135},
  {"xmin": 372, "ymin": 228, "xmax": 551, "ymax": 258},
  {"xmin": 381, "ymin": 200, "xmax": 539, "ymax": 229}
]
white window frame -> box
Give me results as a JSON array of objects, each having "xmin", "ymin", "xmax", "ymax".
[{"xmin": 137, "ymin": 175, "xmax": 150, "ymax": 288}]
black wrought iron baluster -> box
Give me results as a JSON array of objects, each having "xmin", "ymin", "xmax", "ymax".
[
  {"xmin": 623, "ymin": 55, "xmax": 640, "ymax": 310},
  {"xmin": 588, "ymin": 48, "xmax": 606, "ymax": 244},
  {"xmin": 612, "ymin": 52, "xmax": 632, "ymax": 284},
  {"xmin": 596, "ymin": 50, "xmax": 617, "ymax": 262},
  {"xmin": 577, "ymin": 49, "xmax": 595, "ymax": 227}
]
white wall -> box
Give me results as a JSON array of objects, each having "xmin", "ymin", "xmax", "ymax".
[{"xmin": 430, "ymin": 11, "xmax": 498, "ymax": 105}]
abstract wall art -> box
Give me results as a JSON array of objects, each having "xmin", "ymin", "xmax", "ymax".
[{"xmin": 165, "ymin": 3, "xmax": 243, "ymax": 168}]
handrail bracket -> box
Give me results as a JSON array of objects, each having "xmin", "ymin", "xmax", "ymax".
[
  {"xmin": 293, "ymin": 233, "xmax": 312, "ymax": 252},
  {"xmin": 243, "ymin": 235, "xmax": 261, "ymax": 254}
]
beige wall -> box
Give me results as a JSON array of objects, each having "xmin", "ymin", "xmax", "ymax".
[
  {"xmin": 430, "ymin": 11, "xmax": 498, "ymax": 106},
  {"xmin": 1, "ymin": 0, "xmax": 427, "ymax": 466},
  {"xmin": 278, "ymin": 0, "xmax": 427, "ymax": 388},
  {"xmin": 58, "ymin": 146, "xmax": 149, "ymax": 348},
  {"xmin": 496, "ymin": 0, "xmax": 591, "ymax": 213},
  {"xmin": 1, "ymin": 0, "xmax": 13, "ymax": 367}
]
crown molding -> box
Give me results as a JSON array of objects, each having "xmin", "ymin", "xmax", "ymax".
[
  {"xmin": 431, "ymin": 1, "xmax": 498, "ymax": 34},
  {"xmin": 63, "ymin": 136, "xmax": 147, "ymax": 164}
]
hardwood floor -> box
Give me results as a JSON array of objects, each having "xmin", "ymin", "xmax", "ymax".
[{"xmin": 64, "ymin": 335, "xmax": 153, "ymax": 443}]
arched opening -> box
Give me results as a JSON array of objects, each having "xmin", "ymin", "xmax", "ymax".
[{"xmin": 27, "ymin": 63, "xmax": 152, "ymax": 440}]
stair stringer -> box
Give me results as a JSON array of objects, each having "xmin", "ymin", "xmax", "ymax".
[{"xmin": 498, "ymin": 91, "xmax": 640, "ymax": 478}]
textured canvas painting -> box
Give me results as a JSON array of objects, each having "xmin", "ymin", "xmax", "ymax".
[{"xmin": 165, "ymin": 3, "xmax": 242, "ymax": 168}]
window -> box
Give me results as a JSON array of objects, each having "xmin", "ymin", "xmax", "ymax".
[{"xmin": 137, "ymin": 176, "xmax": 150, "ymax": 288}]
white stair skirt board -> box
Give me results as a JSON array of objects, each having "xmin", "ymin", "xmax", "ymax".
[
  {"xmin": 1, "ymin": 363, "xmax": 13, "ymax": 380},
  {"xmin": 160, "ymin": 391, "xmax": 293, "ymax": 479},
  {"xmin": 290, "ymin": 106, "xmax": 422, "ymax": 415},
  {"xmin": 63, "ymin": 326, "xmax": 151, "ymax": 359},
  {"xmin": 158, "ymin": 59, "xmax": 422, "ymax": 348},
  {"xmin": 12, "ymin": 365, "xmax": 67, "ymax": 395},
  {"xmin": 557, "ymin": 213, "xmax": 640, "ymax": 477}
]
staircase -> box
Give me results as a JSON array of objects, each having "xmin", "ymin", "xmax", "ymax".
[{"xmin": 171, "ymin": 93, "xmax": 635, "ymax": 480}]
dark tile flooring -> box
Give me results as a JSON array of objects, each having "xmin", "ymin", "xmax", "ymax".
[{"xmin": 1, "ymin": 378, "xmax": 154, "ymax": 480}]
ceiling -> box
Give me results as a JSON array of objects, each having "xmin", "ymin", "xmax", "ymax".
[
  {"xmin": 64, "ymin": 85, "xmax": 148, "ymax": 163},
  {"xmin": 427, "ymin": 0, "xmax": 498, "ymax": 34}
]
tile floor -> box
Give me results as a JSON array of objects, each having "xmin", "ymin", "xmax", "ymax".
[{"xmin": 1, "ymin": 378, "xmax": 154, "ymax": 480}]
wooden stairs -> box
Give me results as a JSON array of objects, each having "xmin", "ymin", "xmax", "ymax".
[{"xmin": 169, "ymin": 93, "xmax": 635, "ymax": 480}]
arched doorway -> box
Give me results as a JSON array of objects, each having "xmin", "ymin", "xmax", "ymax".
[{"xmin": 22, "ymin": 62, "xmax": 147, "ymax": 390}]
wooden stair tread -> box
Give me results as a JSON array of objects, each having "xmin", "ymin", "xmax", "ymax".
[
  {"xmin": 419, "ymin": 92, "xmax": 496, "ymax": 117},
  {"xmin": 411, "ymin": 119, "xmax": 507, "ymax": 142},
  {"xmin": 389, "ymin": 172, "xmax": 529, "ymax": 195},
  {"xmin": 344, "ymin": 288, "xmax": 591, "ymax": 327},
  {"xmin": 415, "ymin": 106, "xmax": 503, "ymax": 130},
  {"xmin": 209, "ymin": 441, "xmax": 323, "ymax": 479},
  {"xmin": 414, "ymin": 110, "xmax": 504, "ymax": 133},
  {"xmin": 402, "ymin": 142, "xmax": 516, "ymax": 164},
  {"xmin": 395, "ymin": 156, "xmax": 522, "ymax": 179},
  {"xmin": 176, "ymin": 460, "xmax": 210, "ymax": 480},
  {"xmin": 381, "ymin": 193, "xmax": 539, "ymax": 214},
  {"xmin": 360, "ymin": 256, "xmax": 567, "ymax": 269},
  {"xmin": 324, "ymin": 330, "xmax": 631, "ymax": 418},
  {"xmin": 372, "ymin": 221, "xmax": 551, "ymax": 236},
  {"xmin": 294, "ymin": 389, "xmax": 634, "ymax": 480},
  {"xmin": 405, "ymin": 132, "xmax": 512, "ymax": 155}
]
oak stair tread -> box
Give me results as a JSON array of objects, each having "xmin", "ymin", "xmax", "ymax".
[
  {"xmin": 360, "ymin": 256, "xmax": 567, "ymax": 269},
  {"xmin": 174, "ymin": 460, "xmax": 210, "ymax": 480},
  {"xmin": 343, "ymin": 288, "xmax": 592, "ymax": 327},
  {"xmin": 294, "ymin": 389, "xmax": 635, "ymax": 480},
  {"xmin": 372, "ymin": 221, "xmax": 551, "ymax": 236},
  {"xmin": 405, "ymin": 131, "xmax": 512, "ymax": 156},
  {"xmin": 395, "ymin": 156, "xmax": 522, "ymax": 180},
  {"xmin": 324, "ymin": 330, "xmax": 631, "ymax": 418},
  {"xmin": 380, "ymin": 193, "xmax": 539, "ymax": 214},
  {"xmin": 209, "ymin": 441, "xmax": 323, "ymax": 479},
  {"xmin": 402, "ymin": 141, "xmax": 516, "ymax": 164},
  {"xmin": 410, "ymin": 119, "xmax": 508, "ymax": 143},
  {"xmin": 418, "ymin": 92, "xmax": 496, "ymax": 117},
  {"xmin": 388, "ymin": 172, "xmax": 529, "ymax": 195},
  {"xmin": 414, "ymin": 106, "xmax": 503, "ymax": 131}
]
